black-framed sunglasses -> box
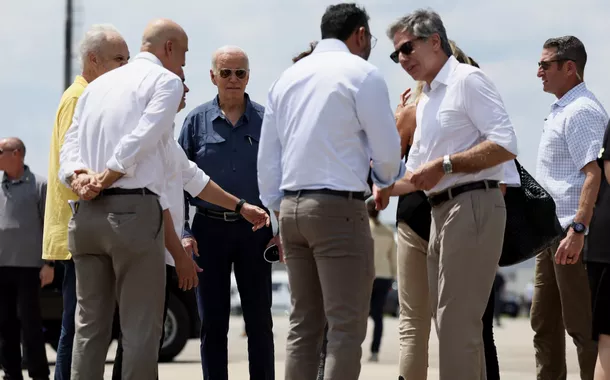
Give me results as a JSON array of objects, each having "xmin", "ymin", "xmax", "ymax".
[
  {"xmin": 217, "ymin": 68, "xmax": 248, "ymax": 79},
  {"xmin": 537, "ymin": 57, "xmax": 576, "ymax": 70},
  {"xmin": 390, "ymin": 38, "xmax": 422, "ymax": 63}
]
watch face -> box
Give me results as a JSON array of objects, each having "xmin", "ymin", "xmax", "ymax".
[{"xmin": 573, "ymin": 223, "xmax": 585, "ymax": 232}]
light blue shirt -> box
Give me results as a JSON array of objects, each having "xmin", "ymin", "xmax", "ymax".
[
  {"xmin": 257, "ymin": 39, "xmax": 405, "ymax": 211},
  {"xmin": 536, "ymin": 82, "xmax": 609, "ymax": 228}
]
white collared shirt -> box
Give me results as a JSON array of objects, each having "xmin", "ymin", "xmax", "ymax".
[
  {"xmin": 163, "ymin": 131, "xmax": 210, "ymax": 266},
  {"xmin": 59, "ymin": 52, "xmax": 184, "ymax": 209},
  {"xmin": 536, "ymin": 82, "xmax": 608, "ymax": 228},
  {"xmin": 407, "ymin": 56, "xmax": 518, "ymax": 195},
  {"xmin": 257, "ymin": 39, "xmax": 405, "ymax": 211}
]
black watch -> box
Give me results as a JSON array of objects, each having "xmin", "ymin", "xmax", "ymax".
[
  {"xmin": 570, "ymin": 222, "xmax": 588, "ymax": 235},
  {"xmin": 44, "ymin": 260, "xmax": 55, "ymax": 268},
  {"xmin": 235, "ymin": 199, "xmax": 246, "ymax": 213}
]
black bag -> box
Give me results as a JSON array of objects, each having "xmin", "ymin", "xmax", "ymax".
[{"xmin": 499, "ymin": 159, "xmax": 563, "ymax": 267}]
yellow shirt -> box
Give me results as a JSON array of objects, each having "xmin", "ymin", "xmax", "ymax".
[{"xmin": 42, "ymin": 75, "xmax": 88, "ymax": 260}]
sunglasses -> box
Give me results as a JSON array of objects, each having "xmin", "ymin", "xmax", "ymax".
[
  {"xmin": 217, "ymin": 68, "xmax": 248, "ymax": 79},
  {"xmin": 0, "ymin": 148, "xmax": 15, "ymax": 155},
  {"xmin": 537, "ymin": 57, "xmax": 576, "ymax": 71},
  {"xmin": 390, "ymin": 38, "xmax": 422, "ymax": 63}
]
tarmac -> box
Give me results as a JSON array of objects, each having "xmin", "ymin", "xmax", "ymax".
[{"xmin": 32, "ymin": 315, "xmax": 583, "ymax": 379}]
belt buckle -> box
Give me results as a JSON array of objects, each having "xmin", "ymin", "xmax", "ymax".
[{"xmin": 224, "ymin": 212, "xmax": 230, "ymax": 222}]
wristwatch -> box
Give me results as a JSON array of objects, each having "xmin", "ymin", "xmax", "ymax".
[
  {"xmin": 442, "ymin": 155, "xmax": 453, "ymax": 174},
  {"xmin": 235, "ymin": 199, "xmax": 246, "ymax": 213},
  {"xmin": 570, "ymin": 221, "xmax": 589, "ymax": 235}
]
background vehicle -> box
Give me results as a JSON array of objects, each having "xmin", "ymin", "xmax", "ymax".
[{"xmin": 40, "ymin": 262, "xmax": 200, "ymax": 362}]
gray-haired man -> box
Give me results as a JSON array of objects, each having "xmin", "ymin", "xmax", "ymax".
[{"xmin": 386, "ymin": 9, "xmax": 518, "ymax": 380}]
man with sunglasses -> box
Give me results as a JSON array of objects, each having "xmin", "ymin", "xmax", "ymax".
[
  {"xmin": 386, "ymin": 9, "xmax": 518, "ymax": 380},
  {"xmin": 178, "ymin": 45, "xmax": 275, "ymax": 380},
  {"xmin": 0, "ymin": 138, "xmax": 52, "ymax": 380},
  {"xmin": 532, "ymin": 35, "xmax": 607, "ymax": 380}
]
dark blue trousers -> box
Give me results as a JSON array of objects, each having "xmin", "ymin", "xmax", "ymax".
[
  {"xmin": 192, "ymin": 212, "xmax": 274, "ymax": 380},
  {"xmin": 54, "ymin": 260, "xmax": 76, "ymax": 380}
]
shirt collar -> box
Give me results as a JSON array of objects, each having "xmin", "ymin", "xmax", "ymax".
[
  {"xmin": 2, "ymin": 165, "xmax": 31, "ymax": 185},
  {"xmin": 74, "ymin": 75, "xmax": 88, "ymax": 87},
  {"xmin": 209, "ymin": 93, "xmax": 254, "ymax": 123},
  {"xmin": 552, "ymin": 82, "xmax": 587, "ymax": 109},
  {"xmin": 312, "ymin": 38, "xmax": 351, "ymax": 54},
  {"xmin": 424, "ymin": 55, "xmax": 459, "ymax": 93},
  {"xmin": 133, "ymin": 52, "xmax": 163, "ymax": 67}
]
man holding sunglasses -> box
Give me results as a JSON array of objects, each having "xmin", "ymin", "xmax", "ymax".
[
  {"xmin": 532, "ymin": 35, "xmax": 607, "ymax": 380},
  {"xmin": 178, "ymin": 45, "xmax": 275, "ymax": 380}
]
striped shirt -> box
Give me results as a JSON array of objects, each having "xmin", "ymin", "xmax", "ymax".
[{"xmin": 535, "ymin": 82, "xmax": 609, "ymax": 229}]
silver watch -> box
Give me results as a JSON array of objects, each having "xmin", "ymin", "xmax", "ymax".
[{"xmin": 442, "ymin": 154, "xmax": 453, "ymax": 174}]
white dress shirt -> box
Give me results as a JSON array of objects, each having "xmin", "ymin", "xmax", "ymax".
[
  {"xmin": 407, "ymin": 56, "xmax": 518, "ymax": 195},
  {"xmin": 59, "ymin": 52, "xmax": 184, "ymax": 209},
  {"xmin": 257, "ymin": 39, "xmax": 405, "ymax": 211},
  {"xmin": 163, "ymin": 130, "xmax": 210, "ymax": 266}
]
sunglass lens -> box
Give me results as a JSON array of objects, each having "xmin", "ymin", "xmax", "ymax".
[
  {"xmin": 390, "ymin": 51, "xmax": 399, "ymax": 63},
  {"xmin": 219, "ymin": 69, "xmax": 231, "ymax": 78},
  {"xmin": 400, "ymin": 42, "xmax": 414, "ymax": 56},
  {"xmin": 235, "ymin": 70, "xmax": 247, "ymax": 79}
]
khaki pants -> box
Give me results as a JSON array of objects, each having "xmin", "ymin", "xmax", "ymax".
[
  {"xmin": 530, "ymin": 242, "xmax": 597, "ymax": 380},
  {"xmin": 428, "ymin": 187, "xmax": 506, "ymax": 380},
  {"xmin": 67, "ymin": 194, "xmax": 166, "ymax": 380},
  {"xmin": 280, "ymin": 193, "xmax": 375, "ymax": 380},
  {"xmin": 397, "ymin": 221, "xmax": 431, "ymax": 379}
]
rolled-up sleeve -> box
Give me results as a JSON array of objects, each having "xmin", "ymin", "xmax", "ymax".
[
  {"xmin": 58, "ymin": 97, "xmax": 87, "ymax": 186},
  {"xmin": 106, "ymin": 75, "xmax": 183, "ymax": 176},
  {"xmin": 355, "ymin": 69, "xmax": 405, "ymax": 189},
  {"xmin": 462, "ymin": 71, "xmax": 518, "ymax": 156},
  {"xmin": 257, "ymin": 86, "xmax": 284, "ymax": 212}
]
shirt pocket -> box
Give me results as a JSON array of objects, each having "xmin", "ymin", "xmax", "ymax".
[{"xmin": 196, "ymin": 130, "xmax": 227, "ymax": 163}]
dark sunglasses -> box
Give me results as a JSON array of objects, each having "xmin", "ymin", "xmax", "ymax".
[
  {"xmin": 390, "ymin": 38, "xmax": 422, "ymax": 63},
  {"xmin": 218, "ymin": 68, "xmax": 248, "ymax": 79},
  {"xmin": 537, "ymin": 58, "xmax": 576, "ymax": 70}
]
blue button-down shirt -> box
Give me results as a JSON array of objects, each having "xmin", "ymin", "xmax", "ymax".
[{"xmin": 178, "ymin": 94, "xmax": 265, "ymax": 233}]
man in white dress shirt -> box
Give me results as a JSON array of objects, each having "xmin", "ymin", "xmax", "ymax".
[
  {"xmin": 257, "ymin": 4, "xmax": 404, "ymax": 380},
  {"xmin": 386, "ymin": 9, "xmax": 518, "ymax": 380},
  {"xmin": 59, "ymin": 19, "xmax": 269, "ymax": 380}
]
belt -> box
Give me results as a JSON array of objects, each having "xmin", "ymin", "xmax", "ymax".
[
  {"xmin": 427, "ymin": 180, "xmax": 500, "ymax": 207},
  {"xmin": 284, "ymin": 189, "xmax": 366, "ymax": 201},
  {"xmin": 99, "ymin": 188, "xmax": 157, "ymax": 197},
  {"xmin": 196, "ymin": 208, "xmax": 242, "ymax": 222}
]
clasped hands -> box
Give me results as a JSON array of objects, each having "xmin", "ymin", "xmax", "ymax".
[{"xmin": 69, "ymin": 168, "xmax": 121, "ymax": 200}]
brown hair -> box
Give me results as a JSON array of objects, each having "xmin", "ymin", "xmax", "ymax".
[{"xmin": 292, "ymin": 41, "xmax": 318, "ymax": 63}]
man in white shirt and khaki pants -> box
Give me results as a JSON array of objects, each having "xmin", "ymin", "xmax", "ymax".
[
  {"xmin": 387, "ymin": 9, "xmax": 518, "ymax": 380},
  {"xmin": 59, "ymin": 19, "xmax": 269, "ymax": 380},
  {"xmin": 257, "ymin": 4, "xmax": 404, "ymax": 380}
]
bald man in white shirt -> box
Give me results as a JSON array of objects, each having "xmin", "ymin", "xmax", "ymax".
[{"xmin": 59, "ymin": 19, "xmax": 269, "ymax": 380}]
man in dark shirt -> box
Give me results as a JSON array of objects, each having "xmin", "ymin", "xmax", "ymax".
[
  {"xmin": 0, "ymin": 137, "xmax": 53, "ymax": 380},
  {"xmin": 178, "ymin": 45, "xmax": 275, "ymax": 380}
]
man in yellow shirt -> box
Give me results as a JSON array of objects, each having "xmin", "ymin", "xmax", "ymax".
[{"xmin": 43, "ymin": 24, "xmax": 129, "ymax": 380}]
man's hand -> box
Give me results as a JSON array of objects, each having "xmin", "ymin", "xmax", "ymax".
[
  {"xmin": 555, "ymin": 229, "xmax": 585, "ymax": 265},
  {"xmin": 69, "ymin": 169, "xmax": 102, "ymax": 200},
  {"xmin": 411, "ymin": 158, "xmax": 445, "ymax": 191},
  {"xmin": 40, "ymin": 264, "xmax": 54, "ymax": 288},
  {"xmin": 373, "ymin": 184, "xmax": 394, "ymax": 211},
  {"xmin": 267, "ymin": 235, "xmax": 284, "ymax": 263},
  {"xmin": 174, "ymin": 254, "xmax": 202, "ymax": 291},
  {"xmin": 239, "ymin": 204, "xmax": 271, "ymax": 231},
  {"xmin": 394, "ymin": 88, "xmax": 412, "ymax": 119},
  {"xmin": 500, "ymin": 183, "xmax": 507, "ymax": 196},
  {"xmin": 182, "ymin": 237, "xmax": 199, "ymax": 257}
]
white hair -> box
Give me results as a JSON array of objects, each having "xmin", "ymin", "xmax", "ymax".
[
  {"xmin": 78, "ymin": 24, "xmax": 122, "ymax": 67},
  {"xmin": 211, "ymin": 45, "xmax": 249, "ymax": 70}
]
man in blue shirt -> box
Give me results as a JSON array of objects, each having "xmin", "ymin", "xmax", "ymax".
[{"xmin": 178, "ymin": 45, "xmax": 276, "ymax": 380}]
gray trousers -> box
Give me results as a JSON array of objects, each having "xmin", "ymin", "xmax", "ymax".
[
  {"xmin": 67, "ymin": 193, "xmax": 166, "ymax": 380},
  {"xmin": 280, "ymin": 193, "xmax": 375, "ymax": 380}
]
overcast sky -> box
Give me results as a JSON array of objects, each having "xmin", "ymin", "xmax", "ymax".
[{"xmin": 2, "ymin": 0, "xmax": 609, "ymax": 223}]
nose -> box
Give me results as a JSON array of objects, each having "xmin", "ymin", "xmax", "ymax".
[
  {"xmin": 184, "ymin": 84, "xmax": 190, "ymax": 94},
  {"xmin": 537, "ymin": 67, "xmax": 544, "ymax": 78}
]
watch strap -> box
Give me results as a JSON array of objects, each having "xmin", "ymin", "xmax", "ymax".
[{"xmin": 235, "ymin": 199, "xmax": 246, "ymax": 213}]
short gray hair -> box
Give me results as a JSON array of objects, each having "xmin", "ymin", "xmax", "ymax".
[
  {"xmin": 211, "ymin": 45, "xmax": 249, "ymax": 71},
  {"xmin": 79, "ymin": 24, "xmax": 121, "ymax": 67},
  {"xmin": 386, "ymin": 9, "xmax": 452, "ymax": 57}
]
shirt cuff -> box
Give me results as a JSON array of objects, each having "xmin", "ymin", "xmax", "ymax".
[
  {"xmin": 488, "ymin": 135, "xmax": 518, "ymax": 156},
  {"xmin": 262, "ymin": 195, "xmax": 283, "ymax": 213},
  {"xmin": 371, "ymin": 163, "xmax": 407, "ymax": 190},
  {"xmin": 184, "ymin": 170, "xmax": 210, "ymax": 198},
  {"xmin": 106, "ymin": 155, "xmax": 137, "ymax": 178},
  {"xmin": 159, "ymin": 193, "xmax": 170, "ymax": 211}
]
